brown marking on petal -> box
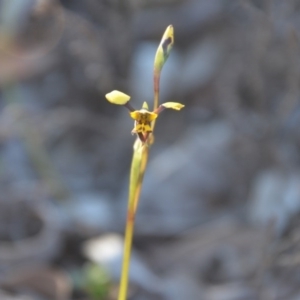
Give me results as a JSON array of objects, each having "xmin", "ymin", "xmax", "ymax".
[
  {"xmin": 134, "ymin": 121, "xmax": 153, "ymax": 134},
  {"xmin": 162, "ymin": 37, "xmax": 172, "ymax": 56},
  {"xmin": 140, "ymin": 114, "xmax": 147, "ymax": 123}
]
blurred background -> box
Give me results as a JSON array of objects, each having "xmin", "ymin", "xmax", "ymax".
[{"xmin": 0, "ymin": 0, "xmax": 300, "ymax": 299}]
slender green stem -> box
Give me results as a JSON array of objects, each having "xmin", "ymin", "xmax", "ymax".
[
  {"xmin": 153, "ymin": 71, "xmax": 160, "ymax": 111},
  {"xmin": 151, "ymin": 71, "xmax": 161, "ymax": 132},
  {"xmin": 118, "ymin": 143, "xmax": 148, "ymax": 300},
  {"xmin": 118, "ymin": 209, "xmax": 135, "ymax": 300}
]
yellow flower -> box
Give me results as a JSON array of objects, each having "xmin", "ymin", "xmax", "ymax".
[
  {"xmin": 105, "ymin": 90, "xmax": 184, "ymax": 143},
  {"xmin": 130, "ymin": 102, "xmax": 157, "ymax": 134}
]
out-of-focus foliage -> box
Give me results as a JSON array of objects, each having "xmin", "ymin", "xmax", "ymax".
[{"xmin": 83, "ymin": 263, "xmax": 111, "ymax": 300}]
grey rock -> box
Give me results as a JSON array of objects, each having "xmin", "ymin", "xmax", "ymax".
[
  {"xmin": 205, "ymin": 283, "xmax": 254, "ymax": 300},
  {"xmin": 179, "ymin": 37, "xmax": 223, "ymax": 95},
  {"xmin": 133, "ymin": 0, "xmax": 225, "ymax": 41},
  {"xmin": 61, "ymin": 193, "xmax": 115, "ymax": 234},
  {"xmin": 162, "ymin": 270, "xmax": 204, "ymax": 300},
  {"xmin": 249, "ymin": 169, "xmax": 300, "ymax": 233}
]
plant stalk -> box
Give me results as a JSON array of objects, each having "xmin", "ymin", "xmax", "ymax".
[{"xmin": 118, "ymin": 142, "xmax": 148, "ymax": 300}]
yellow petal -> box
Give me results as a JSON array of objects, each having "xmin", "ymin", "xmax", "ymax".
[
  {"xmin": 162, "ymin": 102, "xmax": 185, "ymax": 110},
  {"xmin": 147, "ymin": 111, "xmax": 158, "ymax": 121},
  {"xmin": 105, "ymin": 90, "xmax": 130, "ymax": 105},
  {"xmin": 130, "ymin": 111, "xmax": 141, "ymax": 121},
  {"xmin": 142, "ymin": 102, "xmax": 149, "ymax": 110},
  {"xmin": 130, "ymin": 111, "xmax": 158, "ymax": 122}
]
